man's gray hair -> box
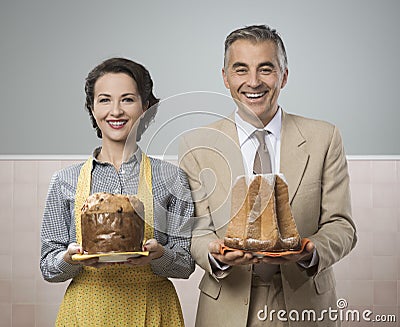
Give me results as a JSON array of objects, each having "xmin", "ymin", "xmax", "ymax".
[{"xmin": 224, "ymin": 25, "xmax": 288, "ymax": 72}]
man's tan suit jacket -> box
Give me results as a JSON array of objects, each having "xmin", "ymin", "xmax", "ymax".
[{"xmin": 179, "ymin": 110, "xmax": 357, "ymax": 327}]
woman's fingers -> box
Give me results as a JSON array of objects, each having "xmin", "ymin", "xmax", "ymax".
[{"xmin": 63, "ymin": 243, "xmax": 83, "ymax": 264}]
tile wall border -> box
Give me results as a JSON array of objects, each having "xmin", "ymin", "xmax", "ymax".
[{"xmin": 1, "ymin": 155, "xmax": 400, "ymax": 161}]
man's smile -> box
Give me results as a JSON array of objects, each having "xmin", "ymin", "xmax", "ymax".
[{"xmin": 243, "ymin": 91, "xmax": 267, "ymax": 99}]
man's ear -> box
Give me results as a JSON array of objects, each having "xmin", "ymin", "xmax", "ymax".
[
  {"xmin": 222, "ymin": 68, "xmax": 230, "ymax": 89},
  {"xmin": 281, "ymin": 68, "xmax": 289, "ymax": 89}
]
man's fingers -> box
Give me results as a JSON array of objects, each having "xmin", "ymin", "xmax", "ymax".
[
  {"xmin": 305, "ymin": 241, "xmax": 315, "ymax": 253},
  {"xmin": 213, "ymin": 251, "xmax": 255, "ymax": 266},
  {"xmin": 208, "ymin": 241, "xmax": 222, "ymax": 254}
]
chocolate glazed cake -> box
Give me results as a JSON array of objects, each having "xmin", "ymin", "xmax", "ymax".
[
  {"xmin": 81, "ymin": 193, "xmax": 145, "ymax": 254},
  {"xmin": 224, "ymin": 174, "xmax": 301, "ymax": 252}
]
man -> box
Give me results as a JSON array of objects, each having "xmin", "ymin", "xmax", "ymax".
[{"xmin": 179, "ymin": 25, "xmax": 356, "ymax": 326}]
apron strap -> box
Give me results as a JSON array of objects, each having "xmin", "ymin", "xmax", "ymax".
[
  {"xmin": 74, "ymin": 153, "xmax": 154, "ymax": 245},
  {"xmin": 75, "ymin": 157, "xmax": 93, "ymax": 245},
  {"xmin": 137, "ymin": 153, "xmax": 154, "ymax": 240}
]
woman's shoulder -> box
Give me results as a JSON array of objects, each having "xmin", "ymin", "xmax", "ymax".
[
  {"xmin": 149, "ymin": 156, "xmax": 181, "ymax": 174},
  {"xmin": 51, "ymin": 161, "xmax": 85, "ymax": 187},
  {"xmin": 148, "ymin": 156, "xmax": 189, "ymax": 185},
  {"xmin": 45, "ymin": 161, "xmax": 86, "ymax": 199}
]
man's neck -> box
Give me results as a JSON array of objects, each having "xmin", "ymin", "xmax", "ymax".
[{"xmin": 236, "ymin": 104, "xmax": 278, "ymax": 128}]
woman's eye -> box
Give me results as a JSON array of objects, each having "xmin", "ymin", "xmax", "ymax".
[
  {"xmin": 122, "ymin": 98, "xmax": 134, "ymax": 103},
  {"xmin": 98, "ymin": 98, "xmax": 110, "ymax": 103}
]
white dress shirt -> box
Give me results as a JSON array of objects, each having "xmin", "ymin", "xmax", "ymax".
[
  {"xmin": 235, "ymin": 107, "xmax": 282, "ymax": 175},
  {"xmin": 209, "ymin": 107, "xmax": 318, "ymax": 275}
]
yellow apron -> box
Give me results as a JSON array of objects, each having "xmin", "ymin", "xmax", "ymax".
[{"xmin": 56, "ymin": 154, "xmax": 184, "ymax": 327}]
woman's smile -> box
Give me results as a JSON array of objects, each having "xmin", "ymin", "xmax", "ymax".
[{"xmin": 107, "ymin": 119, "xmax": 128, "ymax": 129}]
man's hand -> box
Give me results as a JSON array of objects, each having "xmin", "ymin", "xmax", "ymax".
[
  {"xmin": 208, "ymin": 239, "xmax": 259, "ymax": 266},
  {"xmin": 209, "ymin": 239, "xmax": 315, "ymax": 266},
  {"xmin": 259, "ymin": 241, "xmax": 315, "ymax": 265}
]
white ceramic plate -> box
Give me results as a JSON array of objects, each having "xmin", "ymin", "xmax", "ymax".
[{"xmin": 72, "ymin": 251, "xmax": 149, "ymax": 263}]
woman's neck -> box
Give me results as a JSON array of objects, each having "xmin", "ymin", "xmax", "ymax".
[{"xmin": 97, "ymin": 141, "xmax": 137, "ymax": 171}]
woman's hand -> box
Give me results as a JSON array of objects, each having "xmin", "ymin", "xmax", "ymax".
[
  {"xmin": 124, "ymin": 239, "xmax": 165, "ymax": 267},
  {"xmin": 63, "ymin": 242, "xmax": 106, "ymax": 268},
  {"xmin": 63, "ymin": 243, "xmax": 83, "ymax": 265}
]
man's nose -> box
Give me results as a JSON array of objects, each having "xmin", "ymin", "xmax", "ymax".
[{"xmin": 247, "ymin": 71, "xmax": 261, "ymax": 88}]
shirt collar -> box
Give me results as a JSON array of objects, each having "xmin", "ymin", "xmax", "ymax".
[
  {"xmin": 92, "ymin": 146, "xmax": 142, "ymax": 166},
  {"xmin": 235, "ymin": 107, "xmax": 282, "ymax": 147}
]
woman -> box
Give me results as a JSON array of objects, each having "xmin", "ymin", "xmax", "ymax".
[{"xmin": 40, "ymin": 57, "xmax": 195, "ymax": 326}]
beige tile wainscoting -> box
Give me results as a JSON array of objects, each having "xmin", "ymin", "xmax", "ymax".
[{"xmin": 0, "ymin": 157, "xmax": 399, "ymax": 327}]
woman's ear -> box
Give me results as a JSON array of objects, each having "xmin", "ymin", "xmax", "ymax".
[
  {"xmin": 91, "ymin": 108, "xmax": 97, "ymax": 121},
  {"xmin": 143, "ymin": 101, "xmax": 149, "ymax": 112}
]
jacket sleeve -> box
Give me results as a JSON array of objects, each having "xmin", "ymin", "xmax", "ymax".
[
  {"xmin": 308, "ymin": 126, "xmax": 357, "ymax": 273},
  {"xmin": 178, "ymin": 135, "xmax": 220, "ymax": 275}
]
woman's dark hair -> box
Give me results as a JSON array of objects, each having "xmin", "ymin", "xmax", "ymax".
[{"xmin": 85, "ymin": 57, "xmax": 159, "ymax": 140}]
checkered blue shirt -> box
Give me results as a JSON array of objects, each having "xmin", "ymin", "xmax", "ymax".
[{"xmin": 40, "ymin": 147, "xmax": 195, "ymax": 282}]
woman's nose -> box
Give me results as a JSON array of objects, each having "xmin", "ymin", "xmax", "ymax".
[{"xmin": 111, "ymin": 102, "xmax": 123, "ymax": 116}]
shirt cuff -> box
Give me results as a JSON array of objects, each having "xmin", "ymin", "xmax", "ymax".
[
  {"xmin": 208, "ymin": 253, "xmax": 232, "ymax": 279},
  {"xmin": 56, "ymin": 251, "xmax": 82, "ymax": 275},
  {"xmin": 297, "ymin": 248, "xmax": 319, "ymax": 268},
  {"xmin": 208, "ymin": 253, "xmax": 230, "ymax": 271},
  {"xmin": 150, "ymin": 245, "xmax": 175, "ymax": 273}
]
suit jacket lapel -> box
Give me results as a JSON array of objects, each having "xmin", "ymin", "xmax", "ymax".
[
  {"xmin": 280, "ymin": 111, "xmax": 310, "ymax": 203},
  {"xmin": 212, "ymin": 110, "xmax": 309, "ymax": 203},
  {"xmin": 213, "ymin": 113, "xmax": 245, "ymax": 194}
]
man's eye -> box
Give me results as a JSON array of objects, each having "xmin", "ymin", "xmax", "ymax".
[
  {"xmin": 260, "ymin": 68, "xmax": 273, "ymax": 74},
  {"xmin": 235, "ymin": 68, "xmax": 247, "ymax": 74}
]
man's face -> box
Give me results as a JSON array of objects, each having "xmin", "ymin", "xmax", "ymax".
[{"xmin": 222, "ymin": 39, "xmax": 288, "ymax": 126}]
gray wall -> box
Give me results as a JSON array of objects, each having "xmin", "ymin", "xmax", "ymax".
[{"xmin": 1, "ymin": 0, "xmax": 399, "ymax": 155}]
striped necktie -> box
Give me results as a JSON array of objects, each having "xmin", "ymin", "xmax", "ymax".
[
  {"xmin": 252, "ymin": 129, "xmax": 279, "ymax": 282},
  {"xmin": 253, "ymin": 130, "xmax": 271, "ymax": 174}
]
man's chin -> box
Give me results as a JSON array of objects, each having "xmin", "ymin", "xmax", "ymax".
[{"xmin": 236, "ymin": 104, "xmax": 265, "ymax": 128}]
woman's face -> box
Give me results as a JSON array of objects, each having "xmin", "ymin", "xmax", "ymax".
[{"xmin": 92, "ymin": 73, "xmax": 145, "ymax": 145}]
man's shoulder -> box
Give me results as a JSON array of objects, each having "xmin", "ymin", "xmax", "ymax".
[
  {"xmin": 285, "ymin": 112, "xmax": 334, "ymax": 129},
  {"xmin": 284, "ymin": 111, "xmax": 336, "ymax": 138},
  {"xmin": 206, "ymin": 115, "xmax": 235, "ymax": 129},
  {"xmin": 182, "ymin": 115, "xmax": 235, "ymax": 141}
]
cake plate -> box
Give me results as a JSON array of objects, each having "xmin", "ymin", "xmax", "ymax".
[
  {"xmin": 72, "ymin": 251, "xmax": 149, "ymax": 263},
  {"xmin": 220, "ymin": 238, "xmax": 310, "ymax": 258}
]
